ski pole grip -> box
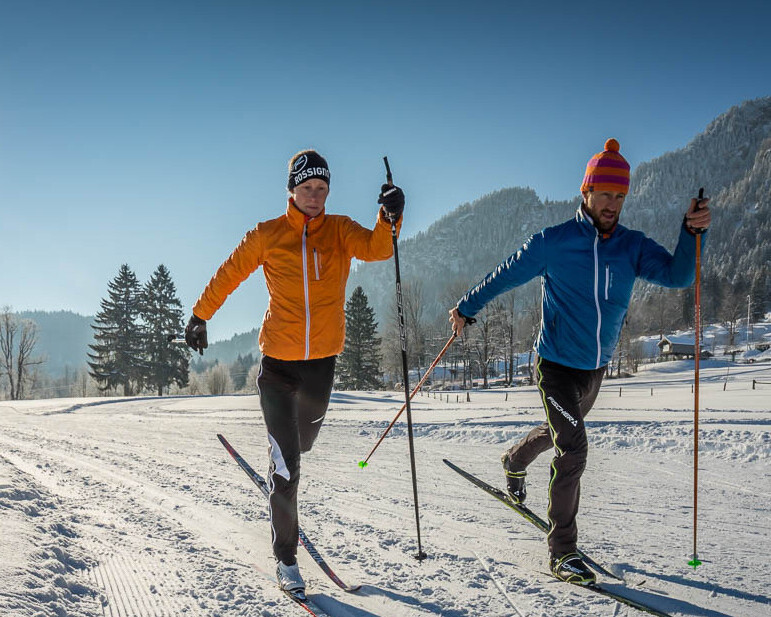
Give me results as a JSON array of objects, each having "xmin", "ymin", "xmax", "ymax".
[
  {"xmin": 691, "ymin": 187, "xmax": 707, "ymax": 234},
  {"xmin": 383, "ymin": 156, "xmax": 393, "ymax": 187}
]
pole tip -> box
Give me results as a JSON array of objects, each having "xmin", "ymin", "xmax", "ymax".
[
  {"xmin": 414, "ymin": 551, "xmax": 428, "ymax": 562},
  {"xmin": 687, "ymin": 555, "xmax": 702, "ymax": 569},
  {"xmin": 358, "ymin": 460, "xmax": 368, "ymax": 469}
]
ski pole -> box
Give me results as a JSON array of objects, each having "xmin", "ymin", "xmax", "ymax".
[
  {"xmin": 359, "ymin": 332, "xmax": 456, "ymax": 468},
  {"xmin": 383, "ymin": 156, "xmax": 427, "ymax": 562},
  {"xmin": 688, "ymin": 187, "xmax": 706, "ymax": 569}
]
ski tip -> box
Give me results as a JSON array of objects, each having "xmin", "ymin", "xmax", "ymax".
[{"xmin": 358, "ymin": 460, "xmax": 368, "ymax": 468}]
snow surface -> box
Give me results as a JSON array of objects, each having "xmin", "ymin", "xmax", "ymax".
[{"xmin": 1, "ymin": 361, "xmax": 770, "ymax": 617}]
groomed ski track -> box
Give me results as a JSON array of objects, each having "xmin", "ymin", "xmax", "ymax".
[{"xmin": 1, "ymin": 361, "xmax": 769, "ymax": 616}]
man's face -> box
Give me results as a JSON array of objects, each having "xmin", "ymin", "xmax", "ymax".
[
  {"xmin": 582, "ymin": 190, "xmax": 626, "ymax": 233},
  {"xmin": 291, "ymin": 178, "xmax": 329, "ymax": 218}
]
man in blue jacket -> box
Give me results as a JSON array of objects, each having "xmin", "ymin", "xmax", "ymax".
[{"xmin": 448, "ymin": 139, "xmax": 712, "ymax": 584}]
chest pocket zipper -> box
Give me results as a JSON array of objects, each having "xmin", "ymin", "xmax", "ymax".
[
  {"xmin": 605, "ymin": 264, "xmax": 610, "ymax": 300},
  {"xmin": 313, "ymin": 248, "xmax": 321, "ymax": 280}
]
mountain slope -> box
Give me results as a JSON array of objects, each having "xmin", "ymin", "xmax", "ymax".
[{"xmin": 348, "ymin": 97, "xmax": 771, "ymax": 326}]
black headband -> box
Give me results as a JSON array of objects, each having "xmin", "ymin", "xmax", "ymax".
[{"xmin": 288, "ymin": 151, "xmax": 330, "ymax": 190}]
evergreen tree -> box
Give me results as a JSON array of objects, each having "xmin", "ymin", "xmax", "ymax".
[
  {"xmin": 337, "ymin": 286, "xmax": 382, "ymax": 390},
  {"xmin": 88, "ymin": 264, "xmax": 145, "ymax": 395},
  {"xmin": 230, "ymin": 353, "xmax": 258, "ymax": 391},
  {"xmin": 141, "ymin": 264, "xmax": 189, "ymax": 395}
]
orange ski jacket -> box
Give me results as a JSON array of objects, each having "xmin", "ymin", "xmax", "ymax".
[{"xmin": 193, "ymin": 200, "xmax": 399, "ymax": 361}]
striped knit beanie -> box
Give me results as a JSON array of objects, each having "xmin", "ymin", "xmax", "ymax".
[{"xmin": 580, "ymin": 138, "xmax": 630, "ymax": 194}]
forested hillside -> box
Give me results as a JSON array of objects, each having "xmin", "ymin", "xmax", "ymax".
[{"xmin": 348, "ymin": 97, "xmax": 771, "ymax": 336}]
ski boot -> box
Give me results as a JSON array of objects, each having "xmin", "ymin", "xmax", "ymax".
[
  {"xmin": 501, "ymin": 453, "xmax": 527, "ymax": 504},
  {"xmin": 276, "ymin": 560, "xmax": 306, "ymax": 595},
  {"xmin": 550, "ymin": 552, "xmax": 596, "ymax": 585}
]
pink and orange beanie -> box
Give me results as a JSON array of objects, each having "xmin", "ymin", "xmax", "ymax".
[{"xmin": 581, "ymin": 138, "xmax": 630, "ymax": 195}]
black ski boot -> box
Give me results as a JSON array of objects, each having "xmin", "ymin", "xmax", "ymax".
[
  {"xmin": 501, "ymin": 453, "xmax": 526, "ymax": 504},
  {"xmin": 550, "ymin": 552, "xmax": 596, "ymax": 585}
]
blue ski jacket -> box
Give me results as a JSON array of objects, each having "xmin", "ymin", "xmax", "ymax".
[{"xmin": 457, "ymin": 206, "xmax": 704, "ymax": 370}]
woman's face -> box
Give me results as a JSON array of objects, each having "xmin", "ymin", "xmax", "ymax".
[{"xmin": 291, "ymin": 179, "xmax": 329, "ymax": 218}]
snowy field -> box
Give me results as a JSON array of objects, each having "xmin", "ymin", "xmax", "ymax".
[{"xmin": 1, "ymin": 360, "xmax": 770, "ymax": 617}]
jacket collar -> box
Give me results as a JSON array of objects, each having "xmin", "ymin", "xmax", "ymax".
[
  {"xmin": 576, "ymin": 204, "xmax": 617, "ymax": 239},
  {"xmin": 286, "ymin": 198, "xmax": 326, "ymax": 232}
]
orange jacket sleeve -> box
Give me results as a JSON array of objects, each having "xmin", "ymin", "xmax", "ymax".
[
  {"xmin": 193, "ymin": 227, "xmax": 264, "ymax": 320},
  {"xmin": 343, "ymin": 209, "xmax": 400, "ymax": 261}
]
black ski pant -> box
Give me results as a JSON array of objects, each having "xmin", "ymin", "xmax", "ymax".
[
  {"xmin": 503, "ymin": 356, "xmax": 605, "ymax": 557},
  {"xmin": 257, "ymin": 354, "xmax": 336, "ymax": 565}
]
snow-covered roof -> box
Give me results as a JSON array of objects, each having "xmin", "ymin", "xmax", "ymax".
[{"xmin": 659, "ymin": 334, "xmax": 695, "ymax": 346}]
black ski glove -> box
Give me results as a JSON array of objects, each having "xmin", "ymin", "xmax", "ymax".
[
  {"xmin": 185, "ymin": 315, "xmax": 208, "ymax": 355},
  {"xmin": 378, "ymin": 184, "xmax": 405, "ymax": 221}
]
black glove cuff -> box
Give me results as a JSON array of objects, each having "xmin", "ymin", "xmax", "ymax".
[
  {"xmin": 190, "ymin": 315, "xmax": 206, "ymax": 326},
  {"xmin": 457, "ymin": 309, "xmax": 477, "ymax": 325}
]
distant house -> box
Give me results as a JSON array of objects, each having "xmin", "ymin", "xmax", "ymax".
[{"xmin": 657, "ymin": 335, "xmax": 711, "ymax": 360}]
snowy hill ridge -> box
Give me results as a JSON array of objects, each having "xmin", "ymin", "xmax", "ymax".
[{"xmin": 348, "ymin": 97, "xmax": 771, "ymax": 326}]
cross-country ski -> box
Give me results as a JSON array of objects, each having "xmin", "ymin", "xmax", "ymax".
[
  {"xmin": 218, "ymin": 433, "xmax": 361, "ymax": 593},
  {"xmin": 443, "ymin": 458, "xmax": 619, "ymax": 580},
  {"xmin": 444, "ymin": 458, "xmax": 672, "ymax": 616}
]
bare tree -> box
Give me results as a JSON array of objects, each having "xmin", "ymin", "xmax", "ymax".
[
  {"xmin": 518, "ymin": 285, "xmax": 542, "ymax": 385},
  {"xmin": 0, "ymin": 307, "xmax": 45, "ymax": 400},
  {"xmin": 720, "ymin": 293, "xmax": 745, "ymax": 348},
  {"xmin": 402, "ymin": 279, "xmax": 426, "ymax": 372},
  {"xmin": 382, "ymin": 278, "xmax": 427, "ymax": 383},
  {"xmin": 492, "ymin": 294, "xmax": 518, "ymax": 385},
  {"xmin": 206, "ymin": 364, "xmax": 233, "ymax": 395},
  {"xmin": 440, "ymin": 279, "xmax": 476, "ymax": 388},
  {"xmin": 467, "ymin": 305, "xmax": 501, "ymax": 388},
  {"xmin": 646, "ymin": 286, "xmax": 680, "ymax": 339}
]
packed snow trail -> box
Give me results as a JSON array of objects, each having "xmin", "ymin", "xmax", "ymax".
[{"xmin": 1, "ymin": 361, "xmax": 770, "ymax": 616}]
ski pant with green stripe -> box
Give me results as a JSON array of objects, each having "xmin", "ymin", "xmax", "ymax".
[{"xmin": 503, "ymin": 356, "xmax": 605, "ymax": 556}]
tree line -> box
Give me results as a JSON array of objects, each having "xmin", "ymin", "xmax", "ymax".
[
  {"xmin": 3, "ymin": 267, "xmax": 766, "ymax": 401},
  {"xmin": 340, "ymin": 268, "xmax": 771, "ymax": 391},
  {"xmin": 338, "ymin": 282, "xmax": 543, "ymax": 391},
  {"xmin": 88, "ymin": 264, "xmax": 189, "ymax": 396}
]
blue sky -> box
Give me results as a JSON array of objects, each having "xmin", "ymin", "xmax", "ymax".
[{"xmin": 2, "ymin": 0, "xmax": 769, "ymax": 340}]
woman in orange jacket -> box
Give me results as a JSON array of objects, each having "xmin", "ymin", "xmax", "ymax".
[{"xmin": 185, "ymin": 149, "xmax": 404, "ymax": 594}]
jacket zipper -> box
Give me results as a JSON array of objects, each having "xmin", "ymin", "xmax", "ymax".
[
  {"xmin": 313, "ymin": 248, "xmax": 320, "ymax": 280},
  {"xmin": 302, "ymin": 224, "xmax": 311, "ymax": 360},
  {"xmin": 593, "ymin": 235, "xmax": 602, "ymax": 369}
]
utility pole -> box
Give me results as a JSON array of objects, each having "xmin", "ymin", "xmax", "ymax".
[{"xmin": 747, "ymin": 294, "xmax": 752, "ymax": 351}]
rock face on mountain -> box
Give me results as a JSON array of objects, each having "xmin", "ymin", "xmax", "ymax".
[{"xmin": 348, "ymin": 97, "xmax": 771, "ymax": 327}]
